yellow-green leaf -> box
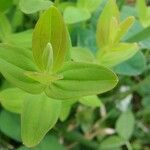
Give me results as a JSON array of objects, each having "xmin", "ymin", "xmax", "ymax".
[
  {"xmin": 32, "ymin": 6, "xmax": 70, "ymax": 72},
  {"xmin": 21, "ymin": 93, "xmax": 61, "ymax": 147},
  {"xmin": 97, "ymin": 43, "xmax": 139, "ymax": 67},
  {"xmin": 45, "ymin": 62, "xmax": 118, "ymax": 100},
  {"xmin": 96, "ymin": 0, "xmax": 119, "ymax": 48}
]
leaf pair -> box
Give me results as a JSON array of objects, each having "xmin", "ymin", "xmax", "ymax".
[
  {"xmin": 0, "ymin": 88, "xmax": 62, "ymax": 147},
  {"xmin": 63, "ymin": 0, "xmax": 102, "ymax": 24},
  {"xmin": 96, "ymin": 0, "xmax": 139, "ymax": 67},
  {"xmin": 0, "ymin": 6, "xmax": 118, "ymax": 101}
]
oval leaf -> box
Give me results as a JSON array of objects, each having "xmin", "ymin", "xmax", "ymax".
[
  {"xmin": 32, "ymin": 6, "xmax": 70, "ymax": 72},
  {"xmin": 45, "ymin": 62, "xmax": 118, "ymax": 100},
  {"xmin": 19, "ymin": 0, "xmax": 53, "ymax": 14},
  {"xmin": 116, "ymin": 110, "xmax": 135, "ymax": 140},
  {"xmin": 21, "ymin": 93, "xmax": 62, "ymax": 147}
]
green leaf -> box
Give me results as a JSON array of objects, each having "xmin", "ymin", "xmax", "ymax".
[
  {"xmin": 116, "ymin": 111, "xmax": 135, "ymax": 140},
  {"xmin": 0, "ymin": 14, "xmax": 11, "ymax": 41},
  {"xmin": 77, "ymin": 0, "xmax": 102, "ymax": 13},
  {"xmin": 0, "ymin": 0, "xmax": 13, "ymax": 14},
  {"xmin": 0, "ymin": 88, "xmax": 25, "ymax": 114},
  {"xmin": 19, "ymin": 0, "xmax": 53, "ymax": 14},
  {"xmin": 99, "ymin": 135, "xmax": 126, "ymax": 149},
  {"xmin": 6, "ymin": 29, "xmax": 33, "ymax": 48},
  {"xmin": 71, "ymin": 47, "xmax": 95, "ymax": 63},
  {"xmin": 21, "ymin": 93, "xmax": 61, "ymax": 147},
  {"xmin": 64, "ymin": 6, "xmax": 91, "ymax": 24},
  {"xmin": 0, "ymin": 110, "xmax": 21, "ymax": 141},
  {"xmin": 97, "ymin": 43, "xmax": 139, "ymax": 67},
  {"xmin": 45, "ymin": 62, "xmax": 118, "ymax": 100},
  {"xmin": 79, "ymin": 95, "xmax": 102, "ymax": 107},
  {"xmin": 126, "ymin": 26, "xmax": 150, "ymax": 42},
  {"xmin": 136, "ymin": 0, "xmax": 150, "ymax": 27},
  {"xmin": 17, "ymin": 134, "xmax": 65, "ymax": 150},
  {"xmin": 33, "ymin": 6, "xmax": 70, "ymax": 72},
  {"xmin": 0, "ymin": 44, "xmax": 45, "ymax": 94},
  {"xmin": 114, "ymin": 16, "xmax": 135, "ymax": 44},
  {"xmin": 96, "ymin": 0, "xmax": 119, "ymax": 48},
  {"xmin": 113, "ymin": 51, "xmax": 146, "ymax": 76},
  {"xmin": 59, "ymin": 100, "xmax": 77, "ymax": 121}
]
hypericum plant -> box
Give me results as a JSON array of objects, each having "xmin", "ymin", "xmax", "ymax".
[
  {"xmin": 0, "ymin": 5, "xmax": 118, "ymax": 147},
  {"xmin": 71, "ymin": 0, "xmax": 139, "ymax": 68}
]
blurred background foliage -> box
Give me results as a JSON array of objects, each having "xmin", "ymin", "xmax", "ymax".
[{"xmin": 0, "ymin": 0, "xmax": 150, "ymax": 149}]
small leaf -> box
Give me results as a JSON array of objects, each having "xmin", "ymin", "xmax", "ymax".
[
  {"xmin": 45, "ymin": 62, "xmax": 118, "ymax": 100},
  {"xmin": 0, "ymin": 110, "xmax": 21, "ymax": 141},
  {"xmin": 0, "ymin": 88, "xmax": 25, "ymax": 114},
  {"xmin": 116, "ymin": 110, "xmax": 135, "ymax": 140},
  {"xmin": 96, "ymin": 0, "xmax": 119, "ymax": 48},
  {"xmin": 114, "ymin": 16, "xmax": 135, "ymax": 44},
  {"xmin": 77, "ymin": 0, "xmax": 102, "ymax": 13},
  {"xmin": 33, "ymin": 6, "xmax": 70, "ymax": 72},
  {"xmin": 64, "ymin": 6, "xmax": 91, "ymax": 24},
  {"xmin": 97, "ymin": 43, "xmax": 139, "ymax": 67},
  {"xmin": 19, "ymin": 0, "xmax": 53, "ymax": 14},
  {"xmin": 113, "ymin": 51, "xmax": 146, "ymax": 76},
  {"xmin": 21, "ymin": 93, "xmax": 62, "ymax": 147},
  {"xmin": 42, "ymin": 42, "xmax": 53, "ymax": 73},
  {"xmin": 79, "ymin": 95, "xmax": 102, "ymax": 107},
  {"xmin": 71, "ymin": 47, "xmax": 95, "ymax": 63},
  {"xmin": 99, "ymin": 135, "xmax": 126, "ymax": 149}
]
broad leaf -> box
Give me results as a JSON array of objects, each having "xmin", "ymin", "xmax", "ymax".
[
  {"xmin": 97, "ymin": 43, "xmax": 139, "ymax": 67},
  {"xmin": 21, "ymin": 93, "xmax": 61, "ymax": 147},
  {"xmin": 116, "ymin": 110, "xmax": 135, "ymax": 140},
  {"xmin": 64, "ymin": 6, "xmax": 91, "ymax": 24},
  {"xmin": 0, "ymin": 88, "xmax": 25, "ymax": 114},
  {"xmin": 45, "ymin": 62, "xmax": 118, "ymax": 100},
  {"xmin": 33, "ymin": 6, "xmax": 70, "ymax": 72},
  {"xmin": 0, "ymin": 110, "xmax": 21, "ymax": 141},
  {"xmin": 19, "ymin": 0, "xmax": 53, "ymax": 14}
]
